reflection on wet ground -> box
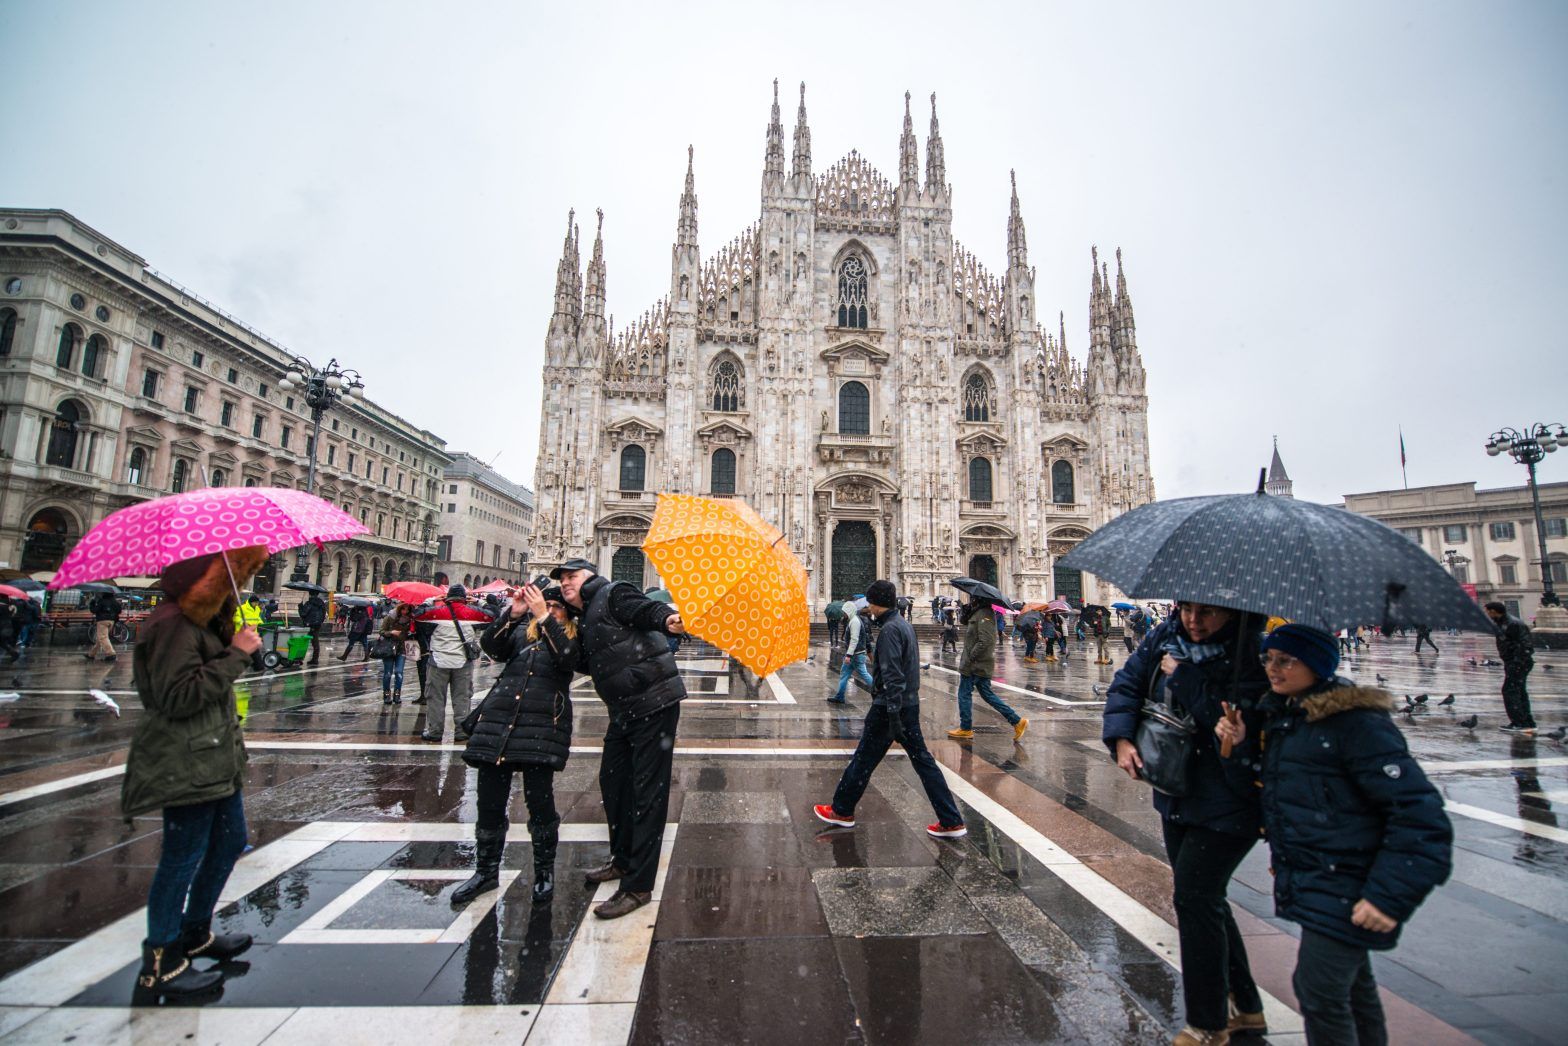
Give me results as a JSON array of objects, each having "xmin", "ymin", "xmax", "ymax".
[{"xmin": 0, "ymin": 630, "xmax": 1563, "ymax": 1044}]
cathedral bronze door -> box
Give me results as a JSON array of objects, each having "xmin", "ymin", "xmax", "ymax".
[
  {"xmin": 1053, "ymin": 564, "xmax": 1083, "ymax": 606},
  {"xmin": 968, "ymin": 555, "xmax": 998, "ymax": 585},
  {"xmin": 831, "ymin": 522, "xmax": 876, "ymax": 600}
]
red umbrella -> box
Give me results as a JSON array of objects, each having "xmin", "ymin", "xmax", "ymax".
[
  {"xmin": 472, "ymin": 579, "xmax": 513, "ymax": 595},
  {"xmin": 49, "ymin": 488, "xmax": 367, "ymax": 591},
  {"xmin": 383, "ymin": 580, "xmax": 444, "ymax": 603},
  {"xmin": 0, "ymin": 584, "xmax": 30, "ymax": 600}
]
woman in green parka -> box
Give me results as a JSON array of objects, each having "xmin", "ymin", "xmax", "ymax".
[{"xmin": 124, "ymin": 546, "xmax": 266, "ymax": 1002}]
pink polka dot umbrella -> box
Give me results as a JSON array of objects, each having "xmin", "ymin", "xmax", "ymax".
[{"xmin": 47, "ymin": 487, "xmax": 369, "ymax": 591}]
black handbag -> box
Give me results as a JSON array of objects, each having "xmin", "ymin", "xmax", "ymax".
[
  {"xmin": 1134, "ymin": 673, "xmax": 1195, "ymax": 797},
  {"xmin": 368, "ymin": 636, "xmax": 398, "ymax": 660}
]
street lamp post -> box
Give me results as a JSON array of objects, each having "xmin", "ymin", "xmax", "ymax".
[
  {"xmin": 420, "ymin": 512, "xmax": 436, "ymax": 583},
  {"xmin": 1486, "ymin": 422, "xmax": 1566, "ymax": 609},
  {"xmin": 278, "ymin": 357, "xmax": 365, "ymax": 583}
]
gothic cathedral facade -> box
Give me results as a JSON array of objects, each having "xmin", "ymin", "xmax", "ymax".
[{"xmin": 528, "ymin": 83, "xmax": 1154, "ymax": 607}]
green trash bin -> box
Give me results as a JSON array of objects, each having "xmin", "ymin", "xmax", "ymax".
[{"xmin": 287, "ymin": 632, "xmax": 312, "ymax": 661}]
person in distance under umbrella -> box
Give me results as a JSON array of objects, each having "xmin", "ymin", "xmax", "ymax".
[
  {"xmin": 452, "ymin": 581, "xmax": 578, "ymax": 907},
  {"xmin": 1215, "ymin": 624, "xmax": 1451, "ymax": 1046},
  {"xmin": 554, "ymin": 557, "xmax": 687, "ymax": 920},
  {"xmin": 123, "ymin": 547, "xmax": 268, "ymax": 1002},
  {"xmin": 816, "ymin": 579, "xmax": 967, "ymax": 840},
  {"xmin": 1101, "ymin": 602, "xmax": 1270, "ymax": 1046},
  {"xmin": 414, "ymin": 585, "xmax": 493, "ymax": 743},
  {"xmin": 946, "ymin": 595, "xmax": 1027, "ymax": 742}
]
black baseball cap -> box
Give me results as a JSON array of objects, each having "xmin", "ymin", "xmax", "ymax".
[{"xmin": 550, "ymin": 558, "xmax": 599, "ymax": 580}]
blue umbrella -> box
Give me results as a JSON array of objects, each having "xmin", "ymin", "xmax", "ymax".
[
  {"xmin": 1111, "ymin": 601, "xmax": 1137, "ymax": 611},
  {"xmin": 1058, "ymin": 476, "xmax": 1494, "ymax": 633}
]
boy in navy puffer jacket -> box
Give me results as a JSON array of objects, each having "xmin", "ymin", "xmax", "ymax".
[{"xmin": 1217, "ymin": 623, "xmax": 1451, "ymax": 1046}]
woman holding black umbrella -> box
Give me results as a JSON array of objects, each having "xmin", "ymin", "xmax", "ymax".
[{"xmin": 1101, "ymin": 603, "xmax": 1270, "ymax": 1045}]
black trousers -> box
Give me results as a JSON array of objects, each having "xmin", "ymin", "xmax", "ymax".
[
  {"xmin": 600, "ymin": 703, "xmax": 680, "ymax": 893},
  {"xmin": 1503, "ymin": 664, "xmax": 1535, "ymax": 728},
  {"xmin": 1294, "ymin": 929, "xmax": 1388, "ymax": 1046},
  {"xmin": 1414, "ymin": 634, "xmax": 1439, "ymax": 654},
  {"xmin": 306, "ymin": 624, "xmax": 322, "ymax": 663},
  {"xmin": 830, "ymin": 703, "xmax": 963, "ymax": 827},
  {"xmin": 1162, "ymin": 820, "xmax": 1263, "ymax": 1032},
  {"xmin": 475, "ymin": 763, "xmax": 558, "ymax": 833}
]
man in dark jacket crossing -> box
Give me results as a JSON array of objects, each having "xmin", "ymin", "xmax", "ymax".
[
  {"xmin": 297, "ymin": 592, "xmax": 327, "ymax": 665},
  {"xmin": 815, "ymin": 579, "xmax": 967, "ymax": 839},
  {"xmin": 555, "ymin": 558, "xmax": 687, "ymax": 920},
  {"xmin": 1485, "ymin": 601, "xmax": 1536, "ymax": 732}
]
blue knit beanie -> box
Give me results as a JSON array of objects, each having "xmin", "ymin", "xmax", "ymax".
[{"xmin": 1260, "ymin": 623, "xmax": 1340, "ymax": 680}]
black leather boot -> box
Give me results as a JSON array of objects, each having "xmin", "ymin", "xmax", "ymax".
[
  {"xmin": 182, "ymin": 920, "xmax": 252, "ymax": 963},
  {"xmin": 133, "ymin": 938, "xmax": 223, "ymax": 1002},
  {"xmin": 382, "ymin": 683, "xmax": 392, "ymax": 705},
  {"xmin": 451, "ymin": 825, "xmax": 507, "ymax": 906},
  {"xmin": 529, "ymin": 817, "xmax": 560, "ymax": 905},
  {"xmin": 392, "ymin": 684, "xmax": 402, "ymax": 705}
]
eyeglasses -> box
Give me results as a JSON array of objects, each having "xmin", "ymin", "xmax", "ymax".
[
  {"xmin": 1258, "ymin": 652, "xmax": 1301, "ymax": 670},
  {"xmin": 545, "ymin": 602, "xmax": 567, "ymax": 613}
]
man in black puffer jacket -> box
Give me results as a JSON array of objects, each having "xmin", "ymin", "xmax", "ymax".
[
  {"xmin": 454, "ymin": 583, "xmax": 578, "ymax": 907},
  {"xmin": 555, "ymin": 558, "xmax": 687, "ymax": 920}
]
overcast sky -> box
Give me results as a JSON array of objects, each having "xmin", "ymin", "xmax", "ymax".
[{"xmin": 4, "ymin": 1, "xmax": 1565, "ymax": 504}]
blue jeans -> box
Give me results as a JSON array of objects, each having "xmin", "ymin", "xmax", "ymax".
[
  {"xmin": 831, "ymin": 652, "xmax": 874, "ymax": 701},
  {"xmin": 381, "ymin": 654, "xmax": 405, "ymax": 690},
  {"xmin": 830, "ymin": 704, "xmax": 962, "ymax": 827},
  {"xmin": 145, "ymin": 791, "xmax": 248, "ymax": 945},
  {"xmin": 956, "ymin": 674, "xmax": 1020, "ymax": 729}
]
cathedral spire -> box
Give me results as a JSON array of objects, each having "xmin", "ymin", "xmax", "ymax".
[
  {"xmin": 1265, "ymin": 437, "xmax": 1295, "ymax": 498},
  {"xmin": 899, "ymin": 90, "xmax": 919, "ymax": 194},
  {"xmin": 677, "ymin": 145, "xmax": 698, "ymax": 247},
  {"xmin": 583, "ymin": 208, "xmax": 607, "ymax": 339},
  {"xmin": 925, "ymin": 92, "xmax": 946, "ymax": 195},
  {"xmin": 792, "ymin": 81, "xmax": 812, "ymax": 182},
  {"xmin": 547, "ymin": 209, "xmax": 582, "ymax": 358},
  {"xmin": 763, "ymin": 78, "xmax": 786, "ymax": 190},
  {"xmin": 1115, "ymin": 247, "xmax": 1129, "ymax": 307},
  {"xmin": 1007, "ymin": 170, "xmax": 1028, "ymax": 270}
]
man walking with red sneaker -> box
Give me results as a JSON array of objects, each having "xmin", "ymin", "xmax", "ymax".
[{"xmin": 815, "ymin": 579, "xmax": 967, "ymax": 839}]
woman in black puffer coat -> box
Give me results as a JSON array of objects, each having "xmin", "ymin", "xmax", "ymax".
[{"xmin": 453, "ymin": 582, "xmax": 577, "ymax": 906}]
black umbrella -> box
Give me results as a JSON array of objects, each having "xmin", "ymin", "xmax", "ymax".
[
  {"xmin": 284, "ymin": 581, "xmax": 328, "ymax": 594},
  {"xmin": 950, "ymin": 576, "xmax": 1011, "ymax": 607},
  {"xmin": 1058, "ymin": 477, "xmax": 1494, "ymax": 633},
  {"xmin": 5, "ymin": 578, "xmax": 44, "ymax": 592},
  {"xmin": 74, "ymin": 582, "xmax": 121, "ymax": 595}
]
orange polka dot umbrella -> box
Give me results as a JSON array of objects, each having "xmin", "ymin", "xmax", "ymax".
[{"xmin": 642, "ymin": 494, "xmax": 809, "ymax": 677}]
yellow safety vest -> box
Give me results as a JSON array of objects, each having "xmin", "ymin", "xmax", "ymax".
[{"xmin": 234, "ymin": 602, "xmax": 265, "ymax": 630}]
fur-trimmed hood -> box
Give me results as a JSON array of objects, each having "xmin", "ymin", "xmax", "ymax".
[
  {"xmin": 160, "ymin": 546, "xmax": 269, "ymax": 627},
  {"xmin": 1299, "ymin": 683, "xmax": 1395, "ymax": 722}
]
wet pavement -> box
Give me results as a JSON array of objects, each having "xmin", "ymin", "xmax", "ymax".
[{"xmin": 0, "ymin": 628, "xmax": 1564, "ymax": 1044}]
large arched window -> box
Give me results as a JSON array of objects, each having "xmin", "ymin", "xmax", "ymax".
[
  {"xmin": 969, "ymin": 457, "xmax": 993, "ymax": 502},
  {"xmin": 45, "ymin": 400, "xmax": 83, "ymax": 468},
  {"xmin": 711, "ymin": 448, "xmax": 736, "ymax": 495},
  {"xmin": 56, "ymin": 323, "xmax": 81, "ymax": 369},
  {"xmin": 126, "ymin": 446, "xmax": 146, "ymax": 485},
  {"xmin": 711, "ymin": 356, "xmax": 743, "ymax": 412},
  {"xmin": 838, "ymin": 381, "xmax": 870, "ymax": 434},
  {"xmin": 171, "ymin": 458, "xmax": 190, "ymax": 493},
  {"xmin": 81, "ymin": 333, "xmax": 106, "ymax": 378},
  {"xmin": 963, "ymin": 371, "xmax": 992, "ymax": 422},
  {"xmin": 0, "ymin": 308, "xmax": 16, "ymax": 356},
  {"xmin": 1052, "ymin": 460, "xmax": 1075, "ymax": 504},
  {"xmin": 611, "ymin": 546, "xmax": 645, "ymax": 586},
  {"xmin": 619, "ymin": 444, "xmax": 646, "ymax": 491},
  {"xmin": 210, "ymin": 468, "xmax": 227, "ymax": 487},
  {"xmin": 836, "ymin": 256, "xmax": 869, "ymax": 329}
]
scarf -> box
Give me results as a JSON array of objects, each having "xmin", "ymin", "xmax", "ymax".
[{"xmin": 1161, "ymin": 633, "xmax": 1229, "ymax": 665}]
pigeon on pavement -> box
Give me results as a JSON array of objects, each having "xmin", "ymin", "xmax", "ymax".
[
  {"xmin": 89, "ymin": 689, "xmax": 121, "ymax": 717},
  {"xmin": 1438, "ymin": 694, "xmax": 1455, "ymax": 707},
  {"xmin": 1457, "ymin": 715, "xmax": 1478, "ymax": 729},
  {"xmin": 1543, "ymin": 726, "xmax": 1567, "ymax": 742},
  {"xmin": 1413, "ymin": 693, "xmax": 1429, "ymax": 704},
  {"xmin": 1375, "ymin": 674, "xmax": 1388, "ymax": 684}
]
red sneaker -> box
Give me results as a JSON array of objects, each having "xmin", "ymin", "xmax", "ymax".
[
  {"xmin": 926, "ymin": 822, "xmax": 968, "ymax": 838},
  {"xmin": 813, "ymin": 804, "xmax": 855, "ymax": 828}
]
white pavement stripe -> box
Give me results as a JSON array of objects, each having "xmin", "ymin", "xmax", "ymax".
[
  {"xmin": 1425, "ymin": 757, "xmax": 1568, "ymax": 773},
  {"xmin": 766, "ymin": 673, "xmax": 797, "ymax": 704},
  {"xmin": 925, "ymin": 664, "xmax": 1101, "ymax": 706},
  {"xmin": 0, "ymin": 766, "xmax": 125, "ymax": 809},
  {"xmin": 0, "ymin": 744, "xmax": 898, "ymax": 804},
  {"xmin": 1445, "ymin": 801, "xmax": 1568, "ymax": 844},
  {"xmin": 938, "ymin": 766, "xmax": 1305, "ymax": 1037}
]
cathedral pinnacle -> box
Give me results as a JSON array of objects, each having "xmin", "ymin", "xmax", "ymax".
[
  {"xmin": 763, "ymin": 78, "xmax": 786, "ymax": 186},
  {"xmin": 584, "ymin": 208, "xmax": 607, "ymax": 334},
  {"xmin": 899, "ymin": 90, "xmax": 919, "ymax": 193},
  {"xmin": 1007, "ymin": 169, "xmax": 1028, "ymax": 269},
  {"xmin": 925, "ymin": 92, "xmax": 946, "ymax": 195},
  {"xmin": 677, "ymin": 145, "xmax": 699, "ymax": 247},
  {"xmin": 792, "ymin": 81, "xmax": 812, "ymax": 181}
]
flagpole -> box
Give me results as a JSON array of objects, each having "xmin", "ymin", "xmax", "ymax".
[{"xmin": 1399, "ymin": 426, "xmax": 1409, "ymax": 490}]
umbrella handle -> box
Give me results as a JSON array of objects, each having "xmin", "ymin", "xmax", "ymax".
[{"xmin": 219, "ymin": 550, "xmax": 245, "ymax": 609}]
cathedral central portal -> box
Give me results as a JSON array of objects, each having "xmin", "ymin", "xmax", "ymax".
[{"xmin": 527, "ymin": 83, "xmax": 1153, "ymax": 608}]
